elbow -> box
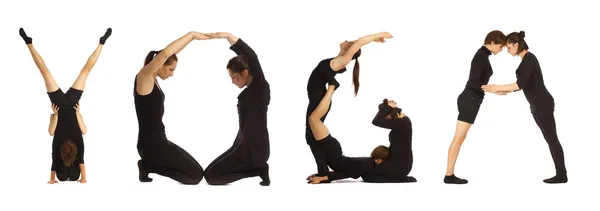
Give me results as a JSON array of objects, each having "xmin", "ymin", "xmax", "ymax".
[{"xmin": 49, "ymin": 131, "xmax": 54, "ymax": 136}]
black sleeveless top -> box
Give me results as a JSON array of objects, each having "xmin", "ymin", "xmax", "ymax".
[{"xmin": 134, "ymin": 75, "xmax": 166, "ymax": 141}]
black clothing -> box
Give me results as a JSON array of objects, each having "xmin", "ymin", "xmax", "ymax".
[
  {"xmin": 515, "ymin": 52, "xmax": 566, "ymax": 175},
  {"xmin": 362, "ymin": 109, "xmax": 415, "ymax": 183},
  {"xmin": 457, "ymin": 46, "xmax": 493, "ymax": 124},
  {"xmin": 318, "ymin": 135, "xmax": 376, "ymax": 182},
  {"xmin": 134, "ymin": 76, "xmax": 204, "ymax": 184},
  {"xmin": 48, "ymin": 88, "xmax": 84, "ymax": 172},
  {"xmin": 305, "ymin": 58, "xmax": 347, "ymax": 176},
  {"xmin": 205, "ymin": 39, "xmax": 271, "ymax": 185},
  {"xmin": 56, "ymin": 165, "xmax": 80, "ymax": 181}
]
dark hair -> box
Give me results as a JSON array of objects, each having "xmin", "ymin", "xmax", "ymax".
[
  {"xmin": 144, "ymin": 50, "xmax": 178, "ymax": 66},
  {"xmin": 378, "ymin": 98, "xmax": 402, "ymax": 119},
  {"xmin": 371, "ymin": 145, "xmax": 390, "ymax": 161},
  {"xmin": 227, "ymin": 55, "xmax": 249, "ymax": 75},
  {"xmin": 506, "ymin": 31, "xmax": 529, "ymax": 53},
  {"xmin": 352, "ymin": 49, "xmax": 362, "ymax": 96},
  {"xmin": 60, "ymin": 139, "xmax": 78, "ymax": 167},
  {"xmin": 484, "ymin": 30, "xmax": 507, "ymax": 45}
]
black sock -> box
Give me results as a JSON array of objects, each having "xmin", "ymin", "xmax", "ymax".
[
  {"xmin": 543, "ymin": 174, "xmax": 568, "ymax": 184},
  {"xmin": 444, "ymin": 174, "xmax": 468, "ymax": 184},
  {"xmin": 99, "ymin": 28, "xmax": 112, "ymax": 45},
  {"xmin": 138, "ymin": 159, "xmax": 153, "ymax": 182},
  {"xmin": 258, "ymin": 164, "xmax": 271, "ymax": 186},
  {"xmin": 19, "ymin": 28, "xmax": 32, "ymax": 44},
  {"xmin": 328, "ymin": 78, "xmax": 340, "ymax": 90}
]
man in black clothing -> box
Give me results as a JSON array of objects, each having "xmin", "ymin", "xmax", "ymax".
[{"xmin": 203, "ymin": 32, "xmax": 271, "ymax": 186}]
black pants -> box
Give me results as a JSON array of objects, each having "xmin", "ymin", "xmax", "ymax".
[
  {"xmin": 204, "ymin": 138, "xmax": 265, "ymax": 185},
  {"xmin": 531, "ymin": 111, "xmax": 567, "ymax": 174},
  {"xmin": 306, "ymin": 89, "xmax": 334, "ymax": 176},
  {"xmin": 56, "ymin": 164, "xmax": 80, "ymax": 181},
  {"xmin": 137, "ymin": 139, "xmax": 204, "ymax": 184},
  {"xmin": 362, "ymin": 156, "xmax": 413, "ymax": 183}
]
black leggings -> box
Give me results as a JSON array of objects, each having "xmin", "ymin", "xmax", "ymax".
[
  {"xmin": 362, "ymin": 158, "xmax": 413, "ymax": 183},
  {"xmin": 137, "ymin": 139, "xmax": 204, "ymax": 185},
  {"xmin": 204, "ymin": 140, "xmax": 264, "ymax": 185},
  {"xmin": 56, "ymin": 164, "xmax": 80, "ymax": 181},
  {"xmin": 532, "ymin": 111, "xmax": 567, "ymax": 174}
]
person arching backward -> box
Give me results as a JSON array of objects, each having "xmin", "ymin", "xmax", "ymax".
[
  {"xmin": 361, "ymin": 99, "xmax": 417, "ymax": 183},
  {"xmin": 305, "ymin": 32, "xmax": 393, "ymax": 179},
  {"xmin": 306, "ymin": 80, "xmax": 382, "ymax": 184},
  {"xmin": 201, "ymin": 32, "xmax": 271, "ymax": 186},
  {"xmin": 481, "ymin": 31, "xmax": 567, "ymax": 184},
  {"xmin": 444, "ymin": 30, "xmax": 507, "ymax": 184},
  {"xmin": 135, "ymin": 31, "xmax": 210, "ymax": 185},
  {"xmin": 18, "ymin": 27, "xmax": 112, "ymax": 184}
]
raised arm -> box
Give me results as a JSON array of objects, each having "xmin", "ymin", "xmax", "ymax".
[
  {"xmin": 136, "ymin": 31, "xmax": 208, "ymax": 95},
  {"xmin": 206, "ymin": 32, "xmax": 265, "ymax": 83},
  {"xmin": 372, "ymin": 110, "xmax": 409, "ymax": 131},
  {"xmin": 330, "ymin": 32, "xmax": 393, "ymax": 71}
]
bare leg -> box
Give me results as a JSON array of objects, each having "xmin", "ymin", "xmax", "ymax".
[
  {"xmin": 71, "ymin": 28, "xmax": 111, "ymax": 90},
  {"xmin": 444, "ymin": 120, "xmax": 472, "ymax": 184},
  {"xmin": 25, "ymin": 45, "xmax": 60, "ymax": 92},
  {"xmin": 308, "ymin": 85, "xmax": 336, "ymax": 141},
  {"xmin": 70, "ymin": 44, "xmax": 104, "ymax": 91}
]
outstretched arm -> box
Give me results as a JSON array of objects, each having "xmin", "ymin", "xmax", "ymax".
[
  {"xmin": 136, "ymin": 31, "xmax": 209, "ymax": 95},
  {"xmin": 482, "ymin": 56, "xmax": 535, "ymax": 93},
  {"xmin": 330, "ymin": 32, "xmax": 393, "ymax": 71}
]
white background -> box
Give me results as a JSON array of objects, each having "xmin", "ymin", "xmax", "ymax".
[{"xmin": 1, "ymin": 0, "xmax": 598, "ymax": 210}]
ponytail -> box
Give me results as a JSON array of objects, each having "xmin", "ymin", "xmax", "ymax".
[
  {"xmin": 352, "ymin": 58, "xmax": 360, "ymax": 96},
  {"xmin": 144, "ymin": 50, "xmax": 161, "ymax": 66},
  {"xmin": 143, "ymin": 50, "xmax": 178, "ymax": 66},
  {"xmin": 351, "ymin": 48, "xmax": 362, "ymax": 96}
]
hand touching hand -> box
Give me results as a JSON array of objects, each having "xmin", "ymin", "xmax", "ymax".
[
  {"xmin": 193, "ymin": 32, "xmax": 210, "ymax": 40},
  {"xmin": 481, "ymin": 84, "xmax": 498, "ymax": 93},
  {"xmin": 374, "ymin": 32, "xmax": 393, "ymax": 42},
  {"xmin": 51, "ymin": 104, "xmax": 59, "ymax": 114},
  {"xmin": 205, "ymin": 32, "xmax": 230, "ymax": 39}
]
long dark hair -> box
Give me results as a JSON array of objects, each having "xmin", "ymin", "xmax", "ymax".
[
  {"xmin": 144, "ymin": 50, "xmax": 178, "ymax": 66},
  {"xmin": 506, "ymin": 31, "xmax": 529, "ymax": 53},
  {"xmin": 352, "ymin": 49, "xmax": 362, "ymax": 96},
  {"xmin": 60, "ymin": 139, "xmax": 77, "ymax": 167}
]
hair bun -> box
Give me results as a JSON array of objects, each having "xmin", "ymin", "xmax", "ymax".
[
  {"xmin": 518, "ymin": 31, "xmax": 526, "ymax": 39},
  {"xmin": 383, "ymin": 98, "xmax": 388, "ymax": 104}
]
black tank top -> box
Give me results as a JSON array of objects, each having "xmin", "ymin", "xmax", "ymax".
[{"xmin": 134, "ymin": 75, "xmax": 166, "ymax": 140}]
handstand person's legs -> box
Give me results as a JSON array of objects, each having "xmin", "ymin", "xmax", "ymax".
[
  {"xmin": 20, "ymin": 28, "xmax": 59, "ymax": 93},
  {"xmin": 70, "ymin": 28, "xmax": 112, "ymax": 92}
]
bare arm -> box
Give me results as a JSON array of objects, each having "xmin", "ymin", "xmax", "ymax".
[
  {"xmin": 206, "ymin": 32, "xmax": 240, "ymax": 45},
  {"xmin": 48, "ymin": 114, "xmax": 58, "ymax": 136},
  {"xmin": 330, "ymin": 32, "xmax": 393, "ymax": 71},
  {"xmin": 48, "ymin": 171, "xmax": 57, "ymax": 184},
  {"xmin": 76, "ymin": 112, "xmax": 87, "ymax": 135},
  {"xmin": 78, "ymin": 164, "xmax": 86, "ymax": 183},
  {"xmin": 136, "ymin": 31, "xmax": 209, "ymax": 96}
]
